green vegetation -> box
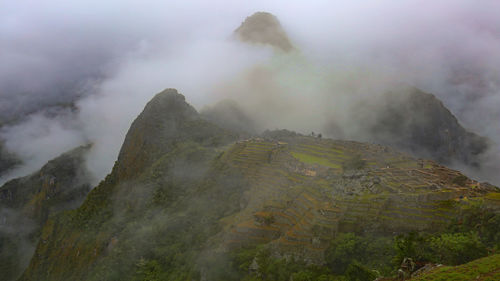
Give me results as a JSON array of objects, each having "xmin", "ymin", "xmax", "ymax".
[
  {"xmin": 412, "ymin": 254, "xmax": 500, "ymax": 281},
  {"xmin": 291, "ymin": 151, "xmax": 342, "ymax": 169},
  {"xmin": 342, "ymin": 155, "xmax": 366, "ymax": 171},
  {"xmin": 394, "ymin": 232, "xmax": 487, "ymax": 266},
  {"xmin": 233, "ymin": 245, "xmax": 343, "ymax": 281},
  {"xmin": 16, "ymin": 90, "xmax": 500, "ymax": 281},
  {"xmin": 430, "ymin": 233, "xmax": 487, "ymax": 265},
  {"xmin": 447, "ymin": 201, "xmax": 500, "ymax": 250},
  {"xmin": 325, "ymin": 233, "xmax": 391, "ymax": 275},
  {"xmin": 233, "ymin": 224, "xmax": 498, "ymax": 281},
  {"xmin": 345, "ymin": 262, "xmax": 378, "ymax": 281},
  {"xmin": 0, "ymin": 145, "xmax": 92, "ymax": 281}
]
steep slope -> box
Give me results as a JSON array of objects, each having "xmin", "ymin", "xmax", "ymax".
[
  {"xmin": 19, "ymin": 90, "xmax": 499, "ymax": 281},
  {"xmin": 19, "ymin": 89, "xmax": 241, "ymax": 280},
  {"xmin": 0, "ymin": 145, "xmax": 92, "ymax": 281}
]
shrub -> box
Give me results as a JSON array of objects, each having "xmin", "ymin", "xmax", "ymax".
[
  {"xmin": 345, "ymin": 261, "xmax": 378, "ymax": 281},
  {"xmin": 325, "ymin": 233, "xmax": 365, "ymax": 274},
  {"xmin": 452, "ymin": 175, "xmax": 468, "ymax": 186},
  {"xmin": 430, "ymin": 232, "xmax": 487, "ymax": 265},
  {"xmin": 342, "ymin": 155, "xmax": 366, "ymax": 171}
]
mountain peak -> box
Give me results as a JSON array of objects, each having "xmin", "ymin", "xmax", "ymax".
[
  {"xmin": 235, "ymin": 12, "xmax": 293, "ymax": 52},
  {"xmin": 114, "ymin": 89, "xmax": 237, "ymax": 181},
  {"xmin": 146, "ymin": 88, "xmax": 194, "ymax": 117}
]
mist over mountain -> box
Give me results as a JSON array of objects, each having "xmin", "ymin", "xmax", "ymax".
[
  {"xmin": 1, "ymin": 1, "xmax": 499, "ymax": 186},
  {"xmin": 14, "ymin": 88, "xmax": 500, "ymax": 281},
  {"xmin": 234, "ymin": 12, "xmax": 294, "ymax": 52},
  {"xmin": 1, "ymin": 3, "xmax": 500, "ymax": 279}
]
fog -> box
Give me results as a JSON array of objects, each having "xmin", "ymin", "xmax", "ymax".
[{"xmin": 1, "ymin": 0, "xmax": 499, "ymax": 185}]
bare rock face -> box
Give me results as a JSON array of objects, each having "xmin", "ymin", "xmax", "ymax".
[{"xmin": 234, "ymin": 12, "xmax": 293, "ymax": 52}]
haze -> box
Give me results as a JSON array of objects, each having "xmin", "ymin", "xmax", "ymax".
[{"xmin": 1, "ymin": 0, "xmax": 499, "ymax": 185}]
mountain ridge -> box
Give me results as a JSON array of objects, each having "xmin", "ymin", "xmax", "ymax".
[{"xmin": 17, "ymin": 89, "xmax": 499, "ymax": 281}]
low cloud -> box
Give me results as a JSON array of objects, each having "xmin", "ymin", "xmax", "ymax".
[{"xmin": 1, "ymin": 0, "xmax": 499, "ymax": 185}]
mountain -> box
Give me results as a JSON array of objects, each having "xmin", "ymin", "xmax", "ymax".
[
  {"xmin": 0, "ymin": 145, "xmax": 92, "ymax": 281},
  {"xmin": 335, "ymin": 86, "xmax": 489, "ymax": 167},
  {"xmin": 18, "ymin": 89, "xmax": 499, "ymax": 281},
  {"xmin": 200, "ymin": 99, "xmax": 257, "ymax": 135},
  {"xmin": 233, "ymin": 12, "xmax": 491, "ymax": 174},
  {"xmin": 0, "ymin": 140, "xmax": 20, "ymax": 178},
  {"xmin": 0, "ymin": 102, "xmax": 80, "ymax": 179},
  {"xmin": 234, "ymin": 12, "xmax": 294, "ymax": 52}
]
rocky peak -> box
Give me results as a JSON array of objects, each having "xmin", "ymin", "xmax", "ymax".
[
  {"xmin": 114, "ymin": 89, "xmax": 237, "ymax": 181},
  {"xmin": 114, "ymin": 89, "xmax": 198, "ymax": 180},
  {"xmin": 234, "ymin": 12, "xmax": 293, "ymax": 52}
]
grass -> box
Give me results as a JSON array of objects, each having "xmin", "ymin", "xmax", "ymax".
[
  {"xmin": 485, "ymin": 192, "xmax": 500, "ymax": 201},
  {"xmin": 412, "ymin": 254, "xmax": 500, "ymax": 281},
  {"xmin": 291, "ymin": 151, "xmax": 342, "ymax": 169}
]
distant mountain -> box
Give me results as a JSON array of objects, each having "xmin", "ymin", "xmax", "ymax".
[
  {"xmin": 0, "ymin": 102, "xmax": 80, "ymax": 179},
  {"xmin": 0, "ymin": 141, "xmax": 20, "ymax": 179},
  {"xmin": 18, "ymin": 89, "xmax": 499, "ymax": 281},
  {"xmin": 2, "ymin": 12, "xmax": 497, "ymax": 281},
  {"xmin": 330, "ymin": 86, "xmax": 489, "ymax": 167},
  {"xmin": 0, "ymin": 145, "xmax": 92, "ymax": 281},
  {"xmin": 233, "ymin": 12, "xmax": 490, "ymax": 172},
  {"xmin": 234, "ymin": 12, "xmax": 294, "ymax": 52},
  {"xmin": 200, "ymin": 99, "xmax": 257, "ymax": 135}
]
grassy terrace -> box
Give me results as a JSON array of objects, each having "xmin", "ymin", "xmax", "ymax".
[
  {"xmin": 485, "ymin": 192, "xmax": 500, "ymax": 201},
  {"xmin": 291, "ymin": 151, "xmax": 342, "ymax": 169},
  {"xmin": 222, "ymin": 137, "xmax": 499, "ymax": 259}
]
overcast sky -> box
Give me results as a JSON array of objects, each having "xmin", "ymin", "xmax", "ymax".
[{"xmin": 1, "ymin": 0, "xmax": 499, "ymax": 184}]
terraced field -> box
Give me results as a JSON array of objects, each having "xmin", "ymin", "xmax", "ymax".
[{"xmin": 220, "ymin": 137, "xmax": 500, "ymax": 262}]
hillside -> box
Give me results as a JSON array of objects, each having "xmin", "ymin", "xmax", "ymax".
[
  {"xmin": 18, "ymin": 89, "xmax": 499, "ymax": 281},
  {"xmin": 410, "ymin": 254, "xmax": 500, "ymax": 281},
  {"xmin": 0, "ymin": 145, "xmax": 92, "ymax": 281}
]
